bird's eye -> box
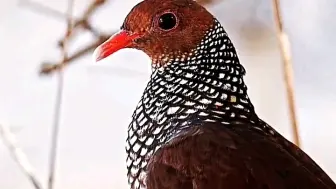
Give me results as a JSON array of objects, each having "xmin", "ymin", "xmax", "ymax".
[{"xmin": 158, "ymin": 13, "xmax": 177, "ymax": 30}]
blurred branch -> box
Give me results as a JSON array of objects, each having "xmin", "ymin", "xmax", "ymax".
[
  {"xmin": 46, "ymin": 0, "xmax": 75, "ymax": 189},
  {"xmin": 0, "ymin": 123, "xmax": 44, "ymax": 189},
  {"xmin": 272, "ymin": 0, "xmax": 301, "ymax": 147},
  {"xmin": 57, "ymin": 0, "xmax": 107, "ymax": 46},
  {"xmin": 39, "ymin": 0, "xmax": 109, "ymax": 76},
  {"xmin": 40, "ymin": 35, "xmax": 110, "ymax": 75}
]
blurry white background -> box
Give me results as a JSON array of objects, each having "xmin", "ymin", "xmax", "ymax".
[{"xmin": 0, "ymin": 0, "xmax": 335, "ymax": 188}]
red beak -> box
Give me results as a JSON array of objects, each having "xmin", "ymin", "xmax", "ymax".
[{"xmin": 93, "ymin": 30, "xmax": 141, "ymax": 62}]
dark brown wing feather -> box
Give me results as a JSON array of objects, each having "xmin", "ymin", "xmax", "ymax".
[{"xmin": 145, "ymin": 123, "xmax": 336, "ymax": 189}]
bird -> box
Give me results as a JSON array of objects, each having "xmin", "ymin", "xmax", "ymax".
[{"xmin": 93, "ymin": 0, "xmax": 336, "ymax": 188}]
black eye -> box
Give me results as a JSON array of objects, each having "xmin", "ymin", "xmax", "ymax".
[{"xmin": 158, "ymin": 13, "xmax": 177, "ymax": 30}]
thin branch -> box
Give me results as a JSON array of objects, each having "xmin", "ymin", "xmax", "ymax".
[
  {"xmin": 272, "ymin": 0, "xmax": 301, "ymax": 147},
  {"xmin": 38, "ymin": 0, "xmax": 109, "ymax": 76},
  {"xmin": 39, "ymin": 34, "xmax": 111, "ymax": 75},
  {"xmin": 0, "ymin": 124, "xmax": 44, "ymax": 189},
  {"xmin": 57, "ymin": 0, "xmax": 107, "ymax": 47},
  {"xmin": 47, "ymin": 0, "xmax": 75, "ymax": 189}
]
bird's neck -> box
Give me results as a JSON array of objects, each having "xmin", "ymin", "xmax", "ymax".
[{"xmin": 125, "ymin": 19, "xmax": 259, "ymax": 189}]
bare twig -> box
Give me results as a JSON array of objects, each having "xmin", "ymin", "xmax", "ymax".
[
  {"xmin": 0, "ymin": 124, "xmax": 44, "ymax": 189},
  {"xmin": 40, "ymin": 34, "xmax": 111, "ymax": 75},
  {"xmin": 57, "ymin": 0, "xmax": 107, "ymax": 47},
  {"xmin": 39, "ymin": 0, "xmax": 109, "ymax": 76},
  {"xmin": 47, "ymin": 1, "xmax": 75, "ymax": 189},
  {"xmin": 272, "ymin": 0, "xmax": 300, "ymax": 147}
]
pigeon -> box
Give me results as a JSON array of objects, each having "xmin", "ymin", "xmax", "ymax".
[{"xmin": 93, "ymin": 0, "xmax": 336, "ymax": 188}]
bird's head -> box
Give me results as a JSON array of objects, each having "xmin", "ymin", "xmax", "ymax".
[{"xmin": 94, "ymin": 0, "xmax": 214, "ymax": 66}]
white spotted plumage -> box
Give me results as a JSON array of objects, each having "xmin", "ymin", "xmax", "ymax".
[{"xmin": 125, "ymin": 19, "xmax": 273, "ymax": 189}]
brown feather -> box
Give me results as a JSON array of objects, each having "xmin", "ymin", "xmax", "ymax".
[{"xmin": 146, "ymin": 123, "xmax": 336, "ymax": 189}]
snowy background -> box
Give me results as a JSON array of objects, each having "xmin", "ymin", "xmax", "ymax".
[{"xmin": 0, "ymin": 0, "xmax": 335, "ymax": 188}]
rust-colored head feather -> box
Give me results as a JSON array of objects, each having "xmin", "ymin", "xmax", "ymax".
[{"xmin": 95, "ymin": 0, "xmax": 214, "ymax": 66}]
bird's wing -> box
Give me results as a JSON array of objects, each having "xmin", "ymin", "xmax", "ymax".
[{"xmin": 145, "ymin": 123, "xmax": 336, "ymax": 189}]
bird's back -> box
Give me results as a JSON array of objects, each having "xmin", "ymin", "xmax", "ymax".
[{"xmin": 146, "ymin": 122, "xmax": 336, "ymax": 189}]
